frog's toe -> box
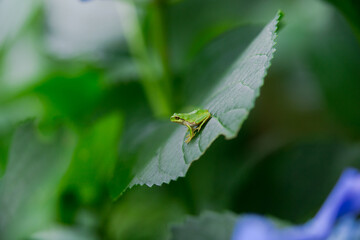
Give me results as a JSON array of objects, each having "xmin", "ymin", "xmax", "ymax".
[{"xmin": 186, "ymin": 136, "xmax": 195, "ymax": 143}]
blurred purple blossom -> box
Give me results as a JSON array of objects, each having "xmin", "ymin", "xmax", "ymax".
[{"xmin": 232, "ymin": 168, "xmax": 360, "ymax": 240}]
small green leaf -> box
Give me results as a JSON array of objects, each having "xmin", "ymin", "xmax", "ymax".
[
  {"xmin": 170, "ymin": 211, "xmax": 237, "ymax": 240},
  {"xmin": 110, "ymin": 11, "xmax": 282, "ymax": 198}
]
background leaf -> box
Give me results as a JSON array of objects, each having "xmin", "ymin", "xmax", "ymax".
[
  {"xmin": 323, "ymin": 0, "xmax": 360, "ymax": 39},
  {"xmin": 110, "ymin": 12, "xmax": 282, "ymax": 198},
  {"xmin": 231, "ymin": 140, "xmax": 360, "ymax": 222},
  {"xmin": 58, "ymin": 112, "xmax": 123, "ymax": 218},
  {"xmin": 0, "ymin": 0, "xmax": 41, "ymax": 49},
  {"xmin": 104, "ymin": 187, "xmax": 187, "ymax": 240},
  {"xmin": 307, "ymin": 12, "xmax": 360, "ymax": 136},
  {"xmin": 0, "ymin": 121, "xmax": 76, "ymax": 240},
  {"xmin": 170, "ymin": 211, "xmax": 237, "ymax": 240}
]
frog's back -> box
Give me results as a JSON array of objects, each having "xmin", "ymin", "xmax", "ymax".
[{"xmin": 183, "ymin": 109, "xmax": 210, "ymax": 124}]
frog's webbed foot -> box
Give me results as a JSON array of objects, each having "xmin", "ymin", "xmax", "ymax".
[
  {"xmin": 186, "ymin": 129, "xmax": 198, "ymax": 143},
  {"xmin": 184, "ymin": 124, "xmax": 195, "ymax": 143}
]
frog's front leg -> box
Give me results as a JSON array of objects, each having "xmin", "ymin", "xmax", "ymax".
[
  {"xmin": 184, "ymin": 123, "xmax": 195, "ymax": 143},
  {"xmin": 195, "ymin": 115, "xmax": 211, "ymax": 133}
]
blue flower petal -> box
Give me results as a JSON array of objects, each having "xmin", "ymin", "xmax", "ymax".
[
  {"xmin": 232, "ymin": 168, "xmax": 360, "ymax": 240},
  {"xmin": 328, "ymin": 215, "xmax": 360, "ymax": 240},
  {"xmin": 231, "ymin": 215, "xmax": 279, "ymax": 240}
]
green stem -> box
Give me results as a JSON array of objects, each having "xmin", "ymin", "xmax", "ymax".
[
  {"xmin": 150, "ymin": 0, "xmax": 172, "ymax": 96},
  {"xmin": 116, "ymin": 1, "xmax": 171, "ymax": 118}
]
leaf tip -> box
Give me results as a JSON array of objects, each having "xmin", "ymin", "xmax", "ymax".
[
  {"xmin": 276, "ymin": 10, "xmax": 284, "ymax": 20},
  {"xmin": 275, "ymin": 10, "xmax": 285, "ymax": 32}
]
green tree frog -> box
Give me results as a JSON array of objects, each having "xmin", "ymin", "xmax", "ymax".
[{"xmin": 170, "ymin": 109, "xmax": 211, "ymax": 143}]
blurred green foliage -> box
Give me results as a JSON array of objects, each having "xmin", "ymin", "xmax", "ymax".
[{"xmin": 0, "ymin": 0, "xmax": 359, "ymax": 239}]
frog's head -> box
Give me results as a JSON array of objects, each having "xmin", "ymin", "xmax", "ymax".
[{"xmin": 170, "ymin": 113, "xmax": 184, "ymax": 123}]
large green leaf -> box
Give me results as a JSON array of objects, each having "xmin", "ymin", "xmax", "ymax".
[
  {"xmin": 170, "ymin": 211, "xmax": 237, "ymax": 240},
  {"xmin": 110, "ymin": 12, "xmax": 282, "ymax": 198},
  {"xmin": 0, "ymin": 121, "xmax": 76, "ymax": 240}
]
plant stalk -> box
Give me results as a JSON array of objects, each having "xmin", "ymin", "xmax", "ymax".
[{"xmin": 116, "ymin": 1, "xmax": 171, "ymax": 118}]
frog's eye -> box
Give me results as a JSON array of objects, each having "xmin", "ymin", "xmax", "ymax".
[{"xmin": 174, "ymin": 116, "xmax": 180, "ymax": 120}]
